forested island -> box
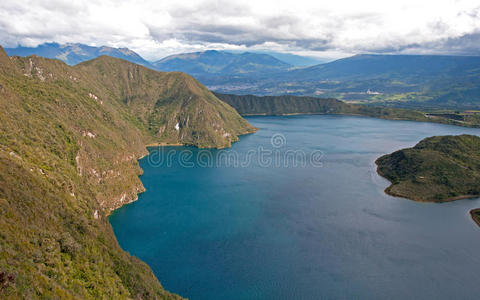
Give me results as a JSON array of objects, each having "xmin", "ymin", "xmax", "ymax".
[{"xmin": 375, "ymin": 135, "xmax": 480, "ymax": 225}]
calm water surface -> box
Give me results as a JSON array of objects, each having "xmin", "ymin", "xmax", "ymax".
[{"xmin": 110, "ymin": 115, "xmax": 480, "ymax": 299}]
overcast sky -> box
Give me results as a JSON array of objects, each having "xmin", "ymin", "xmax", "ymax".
[{"xmin": 1, "ymin": 0, "xmax": 479, "ymax": 60}]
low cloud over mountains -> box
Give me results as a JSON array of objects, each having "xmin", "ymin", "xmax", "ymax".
[{"xmin": 1, "ymin": 0, "xmax": 480, "ymax": 60}]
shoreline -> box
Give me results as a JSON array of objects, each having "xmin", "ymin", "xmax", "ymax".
[
  {"xmin": 376, "ymin": 163, "xmax": 480, "ymax": 203},
  {"xmin": 145, "ymin": 142, "xmax": 185, "ymax": 147},
  {"xmin": 241, "ymin": 112, "xmax": 480, "ymax": 128},
  {"xmin": 114, "ymin": 128, "xmax": 259, "ymax": 213},
  {"xmin": 470, "ymin": 208, "xmax": 480, "ymax": 228},
  {"xmin": 384, "ymin": 186, "xmax": 479, "ymax": 203}
]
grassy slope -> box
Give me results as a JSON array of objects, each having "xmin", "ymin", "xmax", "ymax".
[
  {"xmin": 76, "ymin": 57, "xmax": 256, "ymax": 149},
  {"xmin": 0, "ymin": 48, "xmax": 254, "ymax": 298},
  {"xmin": 214, "ymin": 92, "xmax": 480, "ymax": 127},
  {"xmin": 375, "ymin": 135, "xmax": 480, "ymax": 202}
]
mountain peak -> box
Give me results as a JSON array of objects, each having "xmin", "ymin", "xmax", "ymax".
[
  {"xmin": 4, "ymin": 42, "xmax": 152, "ymax": 67},
  {"xmin": 75, "ymin": 55, "xmax": 256, "ymax": 148},
  {"xmin": 0, "ymin": 45, "xmax": 14, "ymax": 71},
  {"xmin": 0, "ymin": 45, "xmax": 7, "ymax": 58},
  {"xmin": 153, "ymin": 50, "xmax": 291, "ymax": 75},
  {"xmin": 204, "ymin": 50, "xmax": 220, "ymax": 54}
]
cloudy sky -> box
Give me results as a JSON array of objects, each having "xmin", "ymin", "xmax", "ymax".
[{"xmin": 1, "ymin": 0, "xmax": 479, "ymax": 60}]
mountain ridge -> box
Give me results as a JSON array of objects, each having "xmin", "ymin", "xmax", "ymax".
[
  {"xmin": 4, "ymin": 43, "xmax": 154, "ymax": 67},
  {"xmin": 75, "ymin": 55, "xmax": 256, "ymax": 148},
  {"xmin": 285, "ymin": 53, "xmax": 480, "ymax": 81}
]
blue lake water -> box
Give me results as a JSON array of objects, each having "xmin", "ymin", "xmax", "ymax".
[{"xmin": 109, "ymin": 115, "xmax": 480, "ymax": 299}]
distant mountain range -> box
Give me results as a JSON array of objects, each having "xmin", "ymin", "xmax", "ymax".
[
  {"xmin": 283, "ymin": 54, "xmax": 480, "ymax": 81},
  {"xmin": 4, "ymin": 43, "xmax": 302, "ymax": 73},
  {"xmin": 209, "ymin": 54, "xmax": 480, "ymax": 109},
  {"xmin": 215, "ymin": 50, "xmax": 326, "ymax": 66},
  {"xmin": 273, "ymin": 54, "xmax": 480, "ymax": 108},
  {"xmin": 4, "ymin": 43, "xmax": 153, "ymax": 67},
  {"xmin": 243, "ymin": 51, "xmax": 327, "ymax": 66},
  {"xmin": 152, "ymin": 50, "xmax": 292, "ymax": 76},
  {"xmin": 5, "ymin": 43, "xmax": 480, "ymax": 109}
]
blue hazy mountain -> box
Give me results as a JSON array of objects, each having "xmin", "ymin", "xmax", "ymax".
[
  {"xmin": 225, "ymin": 50, "xmax": 327, "ymax": 66},
  {"xmin": 277, "ymin": 54, "xmax": 480, "ymax": 108},
  {"xmin": 285, "ymin": 54, "xmax": 480, "ymax": 81},
  {"xmin": 152, "ymin": 50, "xmax": 292, "ymax": 76},
  {"xmin": 4, "ymin": 42, "xmax": 153, "ymax": 67}
]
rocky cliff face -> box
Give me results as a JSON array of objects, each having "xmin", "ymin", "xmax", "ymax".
[{"xmin": 0, "ymin": 47, "xmax": 254, "ymax": 298}]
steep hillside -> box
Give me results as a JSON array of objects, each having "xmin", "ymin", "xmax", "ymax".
[
  {"xmin": 214, "ymin": 92, "xmax": 349, "ymax": 115},
  {"xmin": 0, "ymin": 47, "xmax": 254, "ymax": 298},
  {"xmin": 76, "ymin": 56, "xmax": 256, "ymax": 148},
  {"xmin": 5, "ymin": 43, "xmax": 153, "ymax": 67},
  {"xmin": 376, "ymin": 135, "xmax": 480, "ymax": 202}
]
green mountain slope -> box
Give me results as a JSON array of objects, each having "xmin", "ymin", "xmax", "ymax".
[
  {"xmin": 75, "ymin": 56, "xmax": 256, "ymax": 148},
  {"xmin": 214, "ymin": 92, "xmax": 348, "ymax": 115},
  {"xmin": 0, "ymin": 47, "xmax": 254, "ymax": 299},
  {"xmin": 376, "ymin": 135, "xmax": 480, "ymax": 202}
]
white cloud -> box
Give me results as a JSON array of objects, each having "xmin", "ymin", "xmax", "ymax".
[{"xmin": 0, "ymin": 0, "xmax": 479, "ymax": 60}]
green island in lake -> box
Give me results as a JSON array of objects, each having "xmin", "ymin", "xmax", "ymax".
[{"xmin": 376, "ymin": 134, "xmax": 480, "ymax": 224}]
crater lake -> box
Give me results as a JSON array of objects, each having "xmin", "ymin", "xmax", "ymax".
[{"xmin": 110, "ymin": 115, "xmax": 480, "ymax": 300}]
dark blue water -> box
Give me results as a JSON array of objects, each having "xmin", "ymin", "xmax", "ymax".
[{"xmin": 110, "ymin": 115, "xmax": 480, "ymax": 300}]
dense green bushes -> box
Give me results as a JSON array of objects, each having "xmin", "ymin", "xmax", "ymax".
[{"xmin": 376, "ymin": 135, "xmax": 480, "ymax": 202}]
